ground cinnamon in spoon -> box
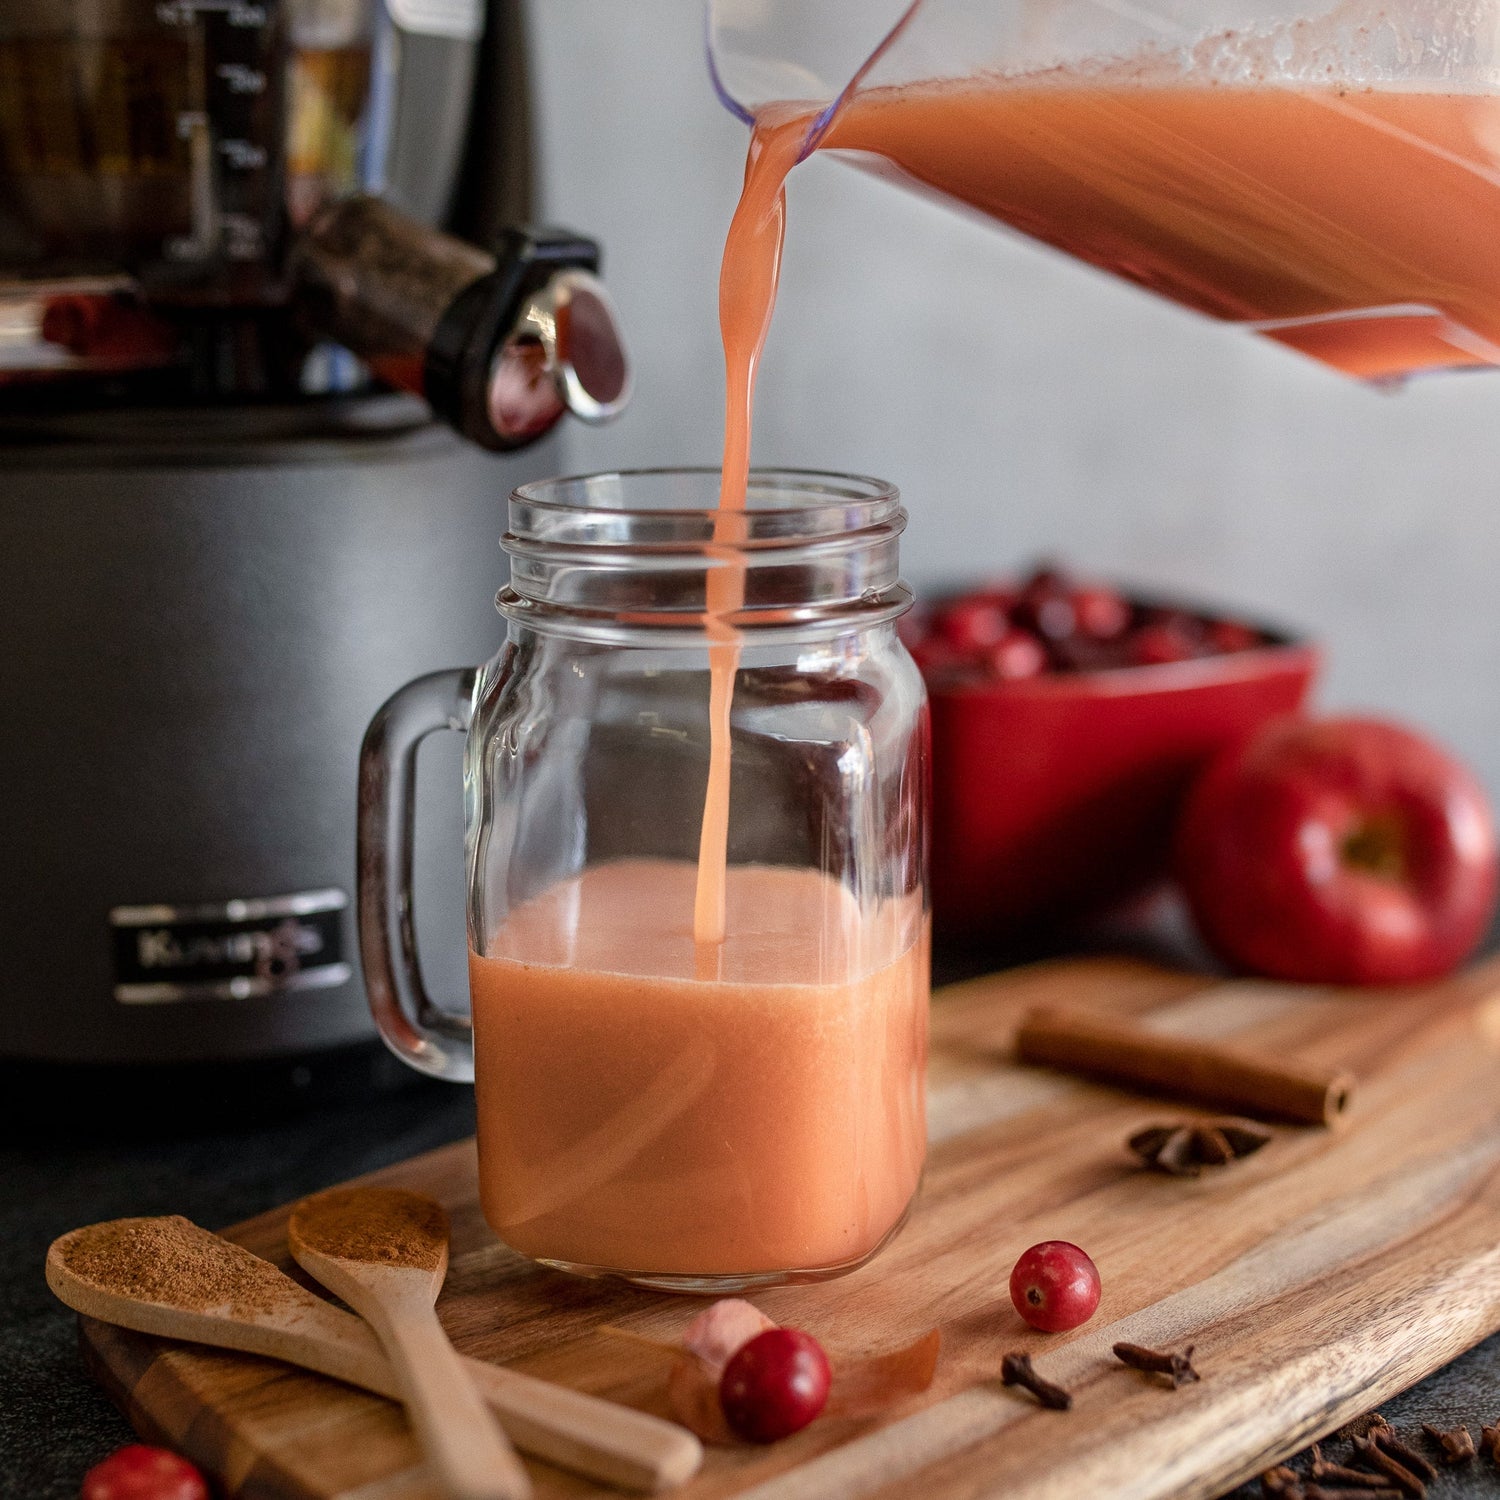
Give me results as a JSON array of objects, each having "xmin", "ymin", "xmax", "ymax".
[
  {"xmin": 55, "ymin": 1216, "xmax": 290, "ymax": 1315},
  {"xmin": 290, "ymin": 1188, "xmax": 447, "ymax": 1270}
]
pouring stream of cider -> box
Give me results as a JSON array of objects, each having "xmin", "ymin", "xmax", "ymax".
[{"xmin": 693, "ymin": 109, "xmax": 810, "ymax": 956}]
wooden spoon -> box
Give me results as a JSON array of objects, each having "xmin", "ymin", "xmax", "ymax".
[
  {"xmin": 286, "ymin": 1187, "xmax": 530, "ymax": 1500},
  {"xmin": 47, "ymin": 1214, "xmax": 701, "ymax": 1494}
]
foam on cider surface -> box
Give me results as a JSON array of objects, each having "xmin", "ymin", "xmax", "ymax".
[{"xmin": 973, "ymin": 0, "xmax": 1499, "ymax": 91}]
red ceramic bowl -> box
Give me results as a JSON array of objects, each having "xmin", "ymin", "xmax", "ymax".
[{"xmin": 927, "ymin": 627, "xmax": 1320, "ymax": 939}]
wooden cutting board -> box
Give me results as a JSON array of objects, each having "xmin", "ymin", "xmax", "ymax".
[{"xmin": 78, "ymin": 955, "xmax": 1500, "ymax": 1500}]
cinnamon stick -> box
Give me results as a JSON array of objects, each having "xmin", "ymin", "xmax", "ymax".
[{"xmin": 1015, "ymin": 1007, "xmax": 1354, "ymax": 1126}]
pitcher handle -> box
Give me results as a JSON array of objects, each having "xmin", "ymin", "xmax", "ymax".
[{"xmin": 357, "ymin": 666, "xmax": 478, "ymax": 1083}]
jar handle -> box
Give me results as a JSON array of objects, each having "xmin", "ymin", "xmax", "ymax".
[{"xmin": 357, "ymin": 666, "xmax": 478, "ymax": 1083}]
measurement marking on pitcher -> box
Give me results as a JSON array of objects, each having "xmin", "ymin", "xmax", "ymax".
[
  {"xmin": 216, "ymin": 63, "xmax": 267, "ymax": 93},
  {"xmin": 220, "ymin": 139, "xmax": 269, "ymax": 170},
  {"xmin": 156, "ymin": 0, "xmax": 268, "ymax": 25}
]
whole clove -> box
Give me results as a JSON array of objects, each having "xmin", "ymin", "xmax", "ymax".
[
  {"xmin": 1371, "ymin": 1427, "xmax": 1437, "ymax": 1483},
  {"xmin": 1311, "ymin": 1440, "xmax": 1388, "ymax": 1488},
  {"xmin": 999, "ymin": 1351, "xmax": 1072, "ymax": 1410},
  {"xmin": 1129, "ymin": 1118, "xmax": 1274, "ymax": 1177},
  {"xmin": 1112, "ymin": 1341, "xmax": 1201, "ymax": 1387},
  {"xmin": 1351, "ymin": 1433, "xmax": 1428, "ymax": 1498},
  {"xmin": 1261, "ymin": 1463, "xmax": 1404, "ymax": 1500},
  {"xmin": 1421, "ymin": 1423, "xmax": 1476, "ymax": 1465}
]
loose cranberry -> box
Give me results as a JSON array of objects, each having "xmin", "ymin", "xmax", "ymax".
[
  {"xmin": 81, "ymin": 1446, "xmax": 209, "ymax": 1500},
  {"xmin": 1206, "ymin": 619, "xmax": 1262, "ymax": 654},
  {"xmin": 1128, "ymin": 623, "xmax": 1199, "ymax": 666},
  {"xmin": 934, "ymin": 597, "xmax": 1009, "ymax": 652},
  {"xmin": 983, "ymin": 628, "xmax": 1047, "ymax": 681},
  {"xmin": 1009, "ymin": 1241, "xmax": 1102, "ymax": 1332},
  {"xmin": 719, "ymin": 1327, "xmax": 832, "ymax": 1443},
  {"xmin": 1071, "ymin": 586, "xmax": 1131, "ymax": 640}
]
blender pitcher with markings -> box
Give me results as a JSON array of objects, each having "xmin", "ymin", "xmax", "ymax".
[
  {"xmin": 707, "ymin": 0, "xmax": 1500, "ymax": 382},
  {"xmin": 0, "ymin": 0, "xmax": 628, "ymax": 445}
]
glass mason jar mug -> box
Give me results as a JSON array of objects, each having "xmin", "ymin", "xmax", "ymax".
[{"xmin": 358, "ymin": 469, "xmax": 930, "ymax": 1291}]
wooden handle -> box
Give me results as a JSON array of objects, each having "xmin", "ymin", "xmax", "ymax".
[
  {"xmin": 374, "ymin": 1295, "xmax": 533, "ymax": 1500},
  {"xmin": 286, "ymin": 1243, "xmax": 530, "ymax": 1500},
  {"xmin": 1015, "ymin": 1005, "xmax": 1355, "ymax": 1125},
  {"xmin": 462, "ymin": 1359, "xmax": 702, "ymax": 1493}
]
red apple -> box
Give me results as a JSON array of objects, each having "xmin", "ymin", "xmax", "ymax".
[{"xmin": 1176, "ymin": 716, "xmax": 1498, "ymax": 984}]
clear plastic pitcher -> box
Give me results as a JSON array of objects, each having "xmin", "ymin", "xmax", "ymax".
[{"xmin": 707, "ymin": 0, "xmax": 1500, "ymax": 381}]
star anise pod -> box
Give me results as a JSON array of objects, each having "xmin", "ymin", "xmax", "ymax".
[{"xmin": 1129, "ymin": 1118, "xmax": 1273, "ymax": 1177}]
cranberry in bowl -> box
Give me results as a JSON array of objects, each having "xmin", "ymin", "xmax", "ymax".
[{"xmin": 905, "ymin": 567, "xmax": 1320, "ymax": 940}]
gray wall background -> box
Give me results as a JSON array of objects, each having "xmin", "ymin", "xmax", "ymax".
[{"xmin": 527, "ymin": 2, "xmax": 1500, "ymax": 794}]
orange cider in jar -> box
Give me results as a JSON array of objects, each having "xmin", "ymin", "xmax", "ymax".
[{"xmin": 469, "ymin": 861, "xmax": 928, "ymax": 1278}]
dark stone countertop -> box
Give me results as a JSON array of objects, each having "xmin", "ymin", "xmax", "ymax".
[
  {"xmin": 2, "ymin": 1062, "xmax": 480, "ymax": 1500},
  {"xmin": 5, "ymin": 925, "xmax": 1499, "ymax": 1500}
]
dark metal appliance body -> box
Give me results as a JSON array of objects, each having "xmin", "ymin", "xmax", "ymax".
[
  {"xmin": 0, "ymin": 0, "xmax": 625, "ymax": 1081},
  {"xmin": 0, "ymin": 399, "xmax": 525, "ymax": 1070}
]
